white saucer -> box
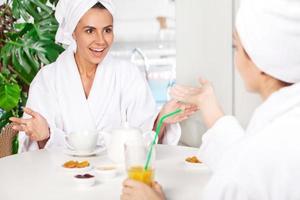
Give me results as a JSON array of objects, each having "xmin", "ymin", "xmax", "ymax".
[{"xmin": 63, "ymin": 146, "xmax": 106, "ymax": 157}]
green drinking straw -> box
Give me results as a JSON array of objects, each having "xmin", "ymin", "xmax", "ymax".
[{"xmin": 144, "ymin": 108, "xmax": 182, "ymax": 170}]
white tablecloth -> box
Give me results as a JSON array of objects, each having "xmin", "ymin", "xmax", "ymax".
[{"xmin": 0, "ymin": 145, "xmax": 211, "ymax": 200}]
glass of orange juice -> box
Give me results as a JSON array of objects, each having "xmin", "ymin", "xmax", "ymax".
[{"xmin": 124, "ymin": 140, "xmax": 155, "ymax": 186}]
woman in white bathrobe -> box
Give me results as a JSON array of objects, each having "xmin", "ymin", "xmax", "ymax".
[
  {"xmin": 121, "ymin": 0, "xmax": 300, "ymax": 199},
  {"xmin": 10, "ymin": 0, "xmax": 196, "ymax": 151}
]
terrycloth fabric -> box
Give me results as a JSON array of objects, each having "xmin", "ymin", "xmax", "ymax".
[
  {"xmin": 199, "ymin": 83, "xmax": 300, "ymax": 199},
  {"xmin": 55, "ymin": 0, "xmax": 115, "ymax": 48},
  {"xmin": 18, "ymin": 47, "xmax": 182, "ymax": 152},
  {"xmin": 236, "ymin": 0, "xmax": 300, "ymax": 83}
]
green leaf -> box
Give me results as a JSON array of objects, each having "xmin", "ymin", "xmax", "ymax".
[
  {"xmin": 44, "ymin": 42, "xmax": 64, "ymax": 62},
  {"xmin": 0, "ymin": 110, "xmax": 13, "ymax": 131},
  {"xmin": 49, "ymin": 0, "xmax": 59, "ymax": 6},
  {"xmin": 12, "ymin": 0, "xmax": 21, "ymax": 19},
  {"xmin": 15, "ymin": 23, "xmax": 34, "ymax": 38},
  {"xmin": 0, "ymin": 43, "xmax": 12, "ymax": 68},
  {"xmin": 12, "ymin": 135, "xmax": 19, "ymax": 154},
  {"xmin": 29, "ymin": 0, "xmax": 52, "ymax": 15},
  {"xmin": 22, "ymin": 0, "xmax": 42, "ymax": 21},
  {"xmin": 16, "ymin": 48, "xmax": 34, "ymax": 74},
  {"xmin": 0, "ymin": 83, "xmax": 21, "ymax": 111},
  {"xmin": 23, "ymin": 48, "xmax": 40, "ymax": 72},
  {"xmin": 19, "ymin": 4, "xmax": 31, "ymax": 21},
  {"xmin": 37, "ymin": 51, "xmax": 50, "ymax": 64},
  {"xmin": 1, "ymin": 0, "xmax": 61, "ymax": 130},
  {"xmin": 12, "ymin": 52, "xmax": 33, "ymax": 84}
]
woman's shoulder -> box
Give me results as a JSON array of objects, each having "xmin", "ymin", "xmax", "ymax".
[{"xmin": 30, "ymin": 62, "xmax": 58, "ymax": 86}]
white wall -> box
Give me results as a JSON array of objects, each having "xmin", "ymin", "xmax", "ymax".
[
  {"xmin": 176, "ymin": 0, "xmax": 262, "ymax": 147},
  {"xmin": 113, "ymin": 0, "xmax": 175, "ymax": 42},
  {"xmin": 176, "ymin": 0, "xmax": 234, "ymax": 147}
]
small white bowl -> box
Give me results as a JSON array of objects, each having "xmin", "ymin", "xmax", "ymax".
[
  {"xmin": 62, "ymin": 165, "xmax": 93, "ymax": 174},
  {"xmin": 184, "ymin": 160, "xmax": 206, "ymax": 170},
  {"xmin": 74, "ymin": 173, "xmax": 96, "ymax": 187},
  {"xmin": 95, "ymin": 165, "xmax": 118, "ymax": 179}
]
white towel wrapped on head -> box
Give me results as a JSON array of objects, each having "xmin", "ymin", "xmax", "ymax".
[
  {"xmin": 55, "ymin": 0, "xmax": 115, "ymax": 48},
  {"xmin": 236, "ymin": 0, "xmax": 300, "ymax": 83}
]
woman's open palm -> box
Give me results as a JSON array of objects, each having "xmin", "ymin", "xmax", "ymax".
[{"xmin": 10, "ymin": 107, "xmax": 50, "ymax": 141}]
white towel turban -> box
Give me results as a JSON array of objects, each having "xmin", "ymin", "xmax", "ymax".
[
  {"xmin": 236, "ymin": 0, "xmax": 300, "ymax": 83},
  {"xmin": 55, "ymin": 0, "xmax": 115, "ymax": 48}
]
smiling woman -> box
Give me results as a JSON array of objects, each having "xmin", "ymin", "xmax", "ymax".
[
  {"xmin": 73, "ymin": 3, "xmax": 114, "ymax": 69},
  {"xmin": 10, "ymin": 0, "xmax": 196, "ymax": 152},
  {"xmin": 72, "ymin": 4, "xmax": 114, "ymax": 97}
]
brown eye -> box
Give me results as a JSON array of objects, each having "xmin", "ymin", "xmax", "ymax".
[
  {"xmin": 85, "ymin": 28, "xmax": 94, "ymax": 34},
  {"xmin": 104, "ymin": 27, "xmax": 112, "ymax": 33}
]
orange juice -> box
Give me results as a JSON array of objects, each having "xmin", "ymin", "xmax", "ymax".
[{"xmin": 127, "ymin": 166, "xmax": 154, "ymax": 186}]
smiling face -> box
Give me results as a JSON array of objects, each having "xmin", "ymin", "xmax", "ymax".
[{"xmin": 72, "ymin": 8, "xmax": 114, "ymax": 67}]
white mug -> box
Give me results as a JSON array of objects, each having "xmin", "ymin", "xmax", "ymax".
[{"xmin": 65, "ymin": 130, "xmax": 99, "ymax": 153}]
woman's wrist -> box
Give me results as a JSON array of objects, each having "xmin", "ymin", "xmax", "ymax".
[
  {"xmin": 200, "ymin": 103, "xmax": 224, "ymax": 128},
  {"xmin": 37, "ymin": 128, "xmax": 50, "ymax": 149}
]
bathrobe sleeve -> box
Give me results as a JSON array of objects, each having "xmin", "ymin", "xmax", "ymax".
[
  {"xmin": 18, "ymin": 66, "xmax": 66, "ymax": 152},
  {"xmin": 199, "ymin": 115, "xmax": 245, "ymax": 171},
  {"xmin": 202, "ymin": 174, "xmax": 250, "ymax": 200}
]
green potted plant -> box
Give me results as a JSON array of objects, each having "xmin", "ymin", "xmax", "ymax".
[{"xmin": 0, "ymin": 0, "xmax": 64, "ymax": 153}]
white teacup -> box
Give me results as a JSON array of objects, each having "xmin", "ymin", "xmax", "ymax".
[{"xmin": 65, "ymin": 130, "xmax": 99, "ymax": 153}]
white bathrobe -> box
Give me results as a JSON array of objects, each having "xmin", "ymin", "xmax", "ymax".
[
  {"xmin": 200, "ymin": 83, "xmax": 300, "ymax": 200},
  {"xmin": 18, "ymin": 48, "xmax": 181, "ymax": 152}
]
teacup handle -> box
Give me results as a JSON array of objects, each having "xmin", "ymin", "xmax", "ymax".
[{"xmin": 64, "ymin": 135, "xmax": 75, "ymax": 150}]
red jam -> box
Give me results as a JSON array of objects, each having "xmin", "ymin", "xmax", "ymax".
[{"xmin": 75, "ymin": 174, "xmax": 94, "ymax": 179}]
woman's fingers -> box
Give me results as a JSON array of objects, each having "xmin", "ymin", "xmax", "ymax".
[
  {"xmin": 23, "ymin": 107, "xmax": 38, "ymax": 118},
  {"xmin": 10, "ymin": 117, "xmax": 37, "ymax": 140},
  {"xmin": 171, "ymin": 88, "xmax": 201, "ymax": 105},
  {"xmin": 169, "ymin": 91, "xmax": 186, "ymax": 102},
  {"xmin": 11, "ymin": 124, "xmax": 26, "ymax": 132},
  {"xmin": 120, "ymin": 193, "xmax": 131, "ymax": 200},
  {"xmin": 153, "ymin": 182, "xmax": 164, "ymax": 195},
  {"xmin": 198, "ymin": 77, "xmax": 209, "ymax": 86},
  {"xmin": 9, "ymin": 117, "xmax": 30, "ymax": 125},
  {"xmin": 123, "ymin": 179, "xmax": 142, "ymax": 188},
  {"xmin": 30, "ymin": 134, "xmax": 38, "ymax": 141},
  {"xmin": 122, "ymin": 186, "xmax": 134, "ymax": 195},
  {"xmin": 172, "ymin": 84, "xmax": 202, "ymax": 95},
  {"xmin": 12, "ymin": 124, "xmax": 34, "ymax": 137}
]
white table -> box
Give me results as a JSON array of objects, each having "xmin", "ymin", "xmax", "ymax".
[{"xmin": 0, "ymin": 145, "xmax": 211, "ymax": 200}]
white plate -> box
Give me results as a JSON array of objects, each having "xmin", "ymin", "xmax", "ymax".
[{"xmin": 63, "ymin": 146, "xmax": 106, "ymax": 157}]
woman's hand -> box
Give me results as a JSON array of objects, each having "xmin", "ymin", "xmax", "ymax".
[
  {"xmin": 170, "ymin": 79, "xmax": 215, "ymax": 109},
  {"xmin": 159, "ymin": 99, "xmax": 198, "ymax": 124},
  {"xmin": 9, "ymin": 107, "xmax": 50, "ymax": 141},
  {"xmin": 154, "ymin": 99, "xmax": 197, "ymax": 143},
  {"xmin": 170, "ymin": 79, "xmax": 224, "ymax": 128},
  {"xmin": 121, "ymin": 179, "xmax": 165, "ymax": 200}
]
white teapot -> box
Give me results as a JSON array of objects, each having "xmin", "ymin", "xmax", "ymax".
[{"xmin": 102, "ymin": 123, "xmax": 153, "ymax": 163}]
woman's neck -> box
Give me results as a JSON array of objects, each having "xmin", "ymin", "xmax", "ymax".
[
  {"xmin": 74, "ymin": 53, "xmax": 97, "ymax": 77},
  {"xmin": 259, "ymin": 78, "xmax": 291, "ymax": 101}
]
